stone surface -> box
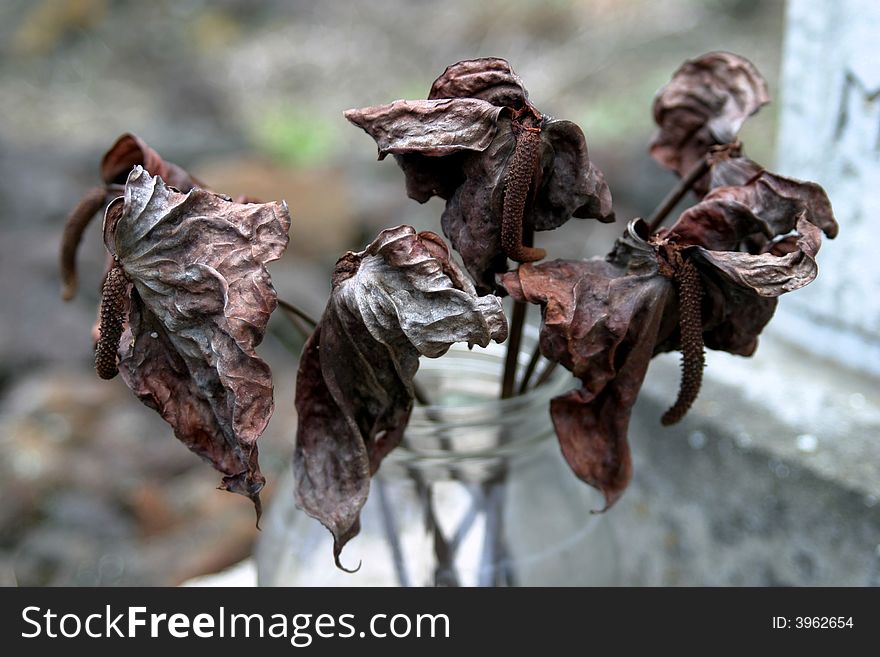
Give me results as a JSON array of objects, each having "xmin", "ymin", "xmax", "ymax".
[
  {"xmin": 607, "ymin": 335, "xmax": 880, "ymax": 585},
  {"xmin": 774, "ymin": 0, "xmax": 880, "ymax": 376}
]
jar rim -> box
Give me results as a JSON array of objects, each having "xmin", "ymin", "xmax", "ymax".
[
  {"xmin": 400, "ymin": 330, "xmax": 574, "ymax": 459},
  {"xmin": 410, "ymin": 336, "xmax": 572, "ymax": 415}
]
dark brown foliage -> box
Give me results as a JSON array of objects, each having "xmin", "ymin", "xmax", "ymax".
[
  {"xmin": 294, "ymin": 226, "xmax": 508, "ymax": 568},
  {"xmin": 345, "ymin": 57, "xmax": 613, "ymax": 293},
  {"xmin": 650, "ymin": 52, "xmax": 770, "ymax": 194},
  {"xmin": 60, "ymin": 133, "xmax": 204, "ymax": 301},
  {"xmin": 502, "ymin": 156, "xmax": 837, "ymax": 508},
  {"xmin": 501, "ymin": 234, "xmax": 675, "ymax": 509},
  {"xmin": 102, "ymin": 166, "xmax": 291, "ymax": 514}
]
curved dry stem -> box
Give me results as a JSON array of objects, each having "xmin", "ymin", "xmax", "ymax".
[{"xmin": 60, "ymin": 186, "xmax": 107, "ymax": 301}]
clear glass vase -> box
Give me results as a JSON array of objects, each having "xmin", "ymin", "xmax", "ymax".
[{"xmin": 256, "ymin": 332, "xmax": 617, "ymax": 586}]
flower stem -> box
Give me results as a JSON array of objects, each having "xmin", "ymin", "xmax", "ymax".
[
  {"xmin": 60, "ymin": 186, "xmax": 107, "ymax": 301},
  {"xmin": 532, "ymin": 360, "xmax": 559, "ymax": 389},
  {"xmin": 646, "ymin": 155, "xmax": 710, "ymax": 233},
  {"xmin": 501, "ymin": 300, "xmax": 527, "ymax": 399},
  {"xmin": 276, "ymin": 298, "xmax": 319, "ymax": 327},
  {"xmin": 375, "ymin": 478, "xmax": 411, "ymax": 587},
  {"xmin": 517, "ymin": 342, "xmax": 543, "ymax": 394}
]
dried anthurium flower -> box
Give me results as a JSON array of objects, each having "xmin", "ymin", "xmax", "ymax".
[
  {"xmin": 60, "ymin": 133, "xmax": 205, "ymax": 301},
  {"xmin": 98, "ymin": 165, "xmax": 291, "ymax": 516},
  {"xmin": 500, "ymin": 169, "xmax": 837, "ymax": 509},
  {"xmin": 294, "ymin": 225, "xmax": 508, "ymax": 568},
  {"xmin": 650, "ymin": 51, "xmax": 770, "ymax": 194},
  {"xmin": 345, "ymin": 57, "xmax": 614, "ymax": 293}
]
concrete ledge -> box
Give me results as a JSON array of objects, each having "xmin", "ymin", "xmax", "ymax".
[{"xmin": 601, "ymin": 330, "xmax": 880, "ymax": 585}]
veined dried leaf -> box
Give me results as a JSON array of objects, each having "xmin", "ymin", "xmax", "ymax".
[
  {"xmin": 650, "ymin": 52, "xmax": 769, "ymax": 187},
  {"xmin": 708, "ymin": 157, "xmax": 838, "ymax": 239},
  {"xmin": 104, "ymin": 166, "xmax": 290, "ymax": 513},
  {"xmin": 346, "ymin": 57, "xmax": 613, "ymax": 293},
  {"xmin": 61, "ymin": 133, "xmax": 203, "ymax": 301},
  {"xmin": 344, "ymin": 98, "xmax": 505, "ymax": 158},
  {"xmin": 501, "ymin": 233, "xmax": 675, "ymax": 509},
  {"xmin": 428, "ymin": 56, "xmax": 528, "ymax": 108},
  {"xmin": 294, "ymin": 226, "xmax": 508, "ymax": 568}
]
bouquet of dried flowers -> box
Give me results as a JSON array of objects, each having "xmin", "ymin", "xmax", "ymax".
[{"xmin": 61, "ymin": 53, "xmax": 837, "ymax": 577}]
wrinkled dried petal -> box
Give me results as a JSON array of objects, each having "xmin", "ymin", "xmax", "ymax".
[
  {"xmin": 101, "ymin": 132, "xmax": 204, "ymax": 190},
  {"xmin": 537, "ymin": 120, "xmax": 615, "ymax": 227},
  {"xmin": 697, "ymin": 272, "xmax": 777, "ymax": 357},
  {"xmin": 650, "ymin": 52, "xmax": 769, "ymax": 186},
  {"xmin": 347, "ymin": 59, "xmax": 614, "ymax": 292},
  {"xmin": 695, "ymin": 215, "xmax": 823, "ymax": 296},
  {"xmin": 61, "ymin": 133, "xmax": 204, "ymax": 302},
  {"xmin": 440, "ymin": 118, "xmax": 515, "ymax": 292},
  {"xmin": 501, "ymin": 251, "xmax": 675, "ymax": 509},
  {"xmin": 428, "ymin": 57, "xmax": 528, "ymax": 108},
  {"xmin": 664, "ymin": 194, "xmax": 771, "ymax": 252},
  {"xmin": 106, "ymin": 166, "xmax": 290, "ymax": 512},
  {"xmin": 295, "ymin": 226, "xmax": 508, "ymax": 565},
  {"xmin": 344, "ymin": 98, "xmax": 505, "ymax": 158},
  {"xmin": 394, "ymin": 151, "xmax": 467, "ymax": 203},
  {"xmin": 709, "ymin": 157, "xmax": 838, "ymax": 238},
  {"xmin": 442, "ymin": 116, "xmax": 613, "ymax": 292}
]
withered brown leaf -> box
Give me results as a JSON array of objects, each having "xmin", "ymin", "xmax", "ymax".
[
  {"xmin": 102, "ymin": 166, "xmax": 291, "ymax": 514},
  {"xmin": 707, "ymin": 156, "xmax": 839, "ymax": 239},
  {"xmin": 344, "ymin": 99, "xmax": 505, "ymax": 158},
  {"xmin": 345, "ymin": 57, "xmax": 613, "ymax": 293},
  {"xmin": 501, "ymin": 232, "xmax": 675, "ymax": 509},
  {"xmin": 294, "ymin": 225, "xmax": 508, "ymax": 568},
  {"xmin": 61, "ymin": 133, "xmax": 204, "ymax": 301},
  {"xmin": 429, "ymin": 57, "xmax": 529, "ymax": 108},
  {"xmin": 650, "ymin": 52, "xmax": 770, "ymax": 191},
  {"xmin": 501, "ymin": 159, "xmax": 837, "ymax": 508}
]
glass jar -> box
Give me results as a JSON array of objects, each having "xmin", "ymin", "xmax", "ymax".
[{"xmin": 256, "ymin": 331, "xmax": 618, "ymax": 586}]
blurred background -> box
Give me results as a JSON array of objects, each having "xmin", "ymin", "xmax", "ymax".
[{"xmin": 3, "ymin": 0, "xmax": 862, "ymax": 586}]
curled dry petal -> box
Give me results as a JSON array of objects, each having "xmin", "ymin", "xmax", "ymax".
[
  {"xmin": 345, "ymin": 57, "xmax": 613, "ymax": 293},
  {"xmin": 660, "ymin": 173, "xmax": 835, "ymax": 356},
  {"xmin": 501, "ymin": 235, "xmax": 676, "ymax": 509},
  {"xmin": 440, "ymin": 115, "xmax": 614, "ymax": 292},
  {"xmin": 503, "ymin": 178, "xmax": 834, "ymax": 506},
  {"xmin": 695, "ymin": 215, "xmax": 823, "ymax": 297},
  {"xmin": 104, "ymin": 166, "xmax": 291, "ymax": 514},
  {"xmin": 708, "ymin": 157, "xmax": 838, "ymax": 239},
  {"xmin": 650, "ymin": 52, "xmax": 769, "ymax": 187},
  {"xmin": 61, "ymin": 133, "xmax": 203, "ymax": 301},
  {"xmin": 100, "ymin": 133, "xmax": 205, "ymax": 189},
  {"xmin": 428, "ymin": 56, "xmax": 528, "ymax": 108},
  {"xmin": 536, "ymin": 120, "xmax": 615, "ymax": 228},
  {"xmin": 666, "ymin": 159, "xmax": 838, "ymax": 252},
  {"xmin": 344, "ymin": 98, "xmax": 505, "ymax": 158},
  {"xmin": 294, "ymin": 226, "xmax": 508, "ymax": 567}
]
